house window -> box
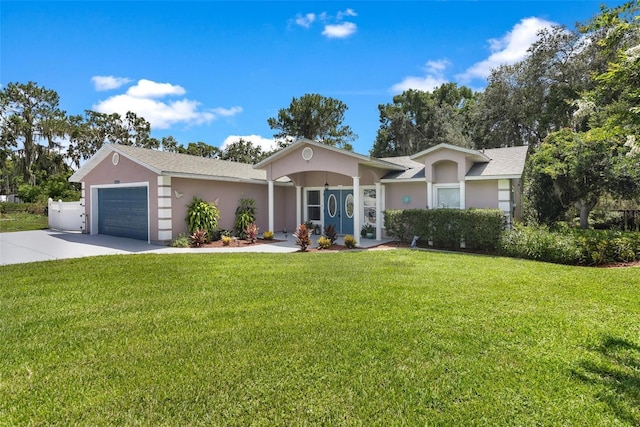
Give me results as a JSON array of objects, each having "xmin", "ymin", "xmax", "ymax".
[
  {"xmin": 435, "ymin": 185, "xmax": 460, "ymax": 209},
  {"xmin": 307, "ymin": 190, "xmax": 321, "ymax": 221},
  {"xmin": 363, "ymin": 189, "xmax": 376, "ymax": 224}
]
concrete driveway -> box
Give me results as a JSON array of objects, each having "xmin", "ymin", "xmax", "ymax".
[{"xmin": 0, "ymin": 230, "xmax": 299, "ymax": 266}]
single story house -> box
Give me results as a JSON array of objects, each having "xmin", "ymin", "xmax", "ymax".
[{"xmin": 69, "ymin": 139, "xmax": 528, "ymax": 244}]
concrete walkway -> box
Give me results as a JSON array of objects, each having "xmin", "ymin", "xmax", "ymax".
[{"xmin": 0, "ymin": 230, "xmax": 394, "ymax": 266}]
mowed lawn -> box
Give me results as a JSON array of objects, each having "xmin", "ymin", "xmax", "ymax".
[{"xmin": 1, "ymin": 251, "xmax": 639, "ymax": 425}]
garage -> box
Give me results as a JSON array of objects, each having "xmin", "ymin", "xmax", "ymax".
[{"xmin": 97, "ymin": 187, "xmax": 148, "ymax": 241}]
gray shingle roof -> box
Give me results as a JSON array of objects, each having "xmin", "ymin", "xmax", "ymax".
[
  {"xmin": 379, "ymin": 156, "xmax": 425, "ymax": 180},
  {"xmin": 113, "ymin": 144, "xmax": 266, "ymax": 180},
  {"xmin": 380, "ymin": 145, "xmax": 529, "ymax": 181},
  {"xmin": 465, "ymin": 146, "xmax": 529, "ymax": 178},
  {"xmin": 69, "ymin": 144, "xmax": 268, "ymax": 183}
]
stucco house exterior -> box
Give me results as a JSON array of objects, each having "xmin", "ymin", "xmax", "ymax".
[{"xmin": 69, "ymin": 139, "xmax": 528, "ymax": 244}]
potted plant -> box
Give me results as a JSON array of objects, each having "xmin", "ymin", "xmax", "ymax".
[{"xmin": 361, "ymin": 223, "xmax": 375, "ymax": 239}]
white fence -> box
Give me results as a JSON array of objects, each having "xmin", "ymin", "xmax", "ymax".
[{"xmin": 48, "ymin": 198, "xmax": 85, "ymax": 232}]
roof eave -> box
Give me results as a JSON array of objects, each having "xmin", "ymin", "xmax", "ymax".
[{"xmin": 465, "ymin": 174, "xmax": 522, "ymax": 181}]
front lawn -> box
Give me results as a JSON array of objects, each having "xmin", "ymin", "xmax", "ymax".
[
  {"xmin": 1, "ymin": 251, "xmax": 638, "ymax": 425},
  {"xmin": 0, "ymin": 211, "xmax": 48, "ymax": 232}
]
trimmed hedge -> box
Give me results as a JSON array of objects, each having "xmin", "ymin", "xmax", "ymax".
[
  {"xmin": 501, "ymin": 225, "xmax": 640, "ymax": 265},
  {"xmin": 384, "ymin": 208, "xmax": 505, "ymax": 251}
]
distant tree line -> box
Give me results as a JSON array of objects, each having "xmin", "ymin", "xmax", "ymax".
[{"xmin": 1, "ymin": 2, "xmax": 639, "ymax": 227}]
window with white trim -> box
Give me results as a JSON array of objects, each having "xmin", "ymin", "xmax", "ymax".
[
  {"xmin": 363, "ymin": 189, "xmax": 376, "ymax": 224},
  {"xmin": 434, "ymin": 185, "xmax": 460, "ymax": 209},
  {"xmin": 307, "ymin": 190, "xmax": 321, "ymax": 221}
]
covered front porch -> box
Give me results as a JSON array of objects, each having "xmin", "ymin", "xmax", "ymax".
[{"xmin": 254, "ymin": 139, "xmax": 404, "ymax": 244}]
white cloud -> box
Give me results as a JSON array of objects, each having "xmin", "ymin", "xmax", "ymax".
[
  {"xmin": 391, "ymin": 59, "xmax": 451, "ymax": 93},
  {"xmin": 295, "ymin": 13, "xmax": 316, "ymax": 28},
  {"xmin": 322, "ymin": 22, "xmax": 357, "ymax": 39},
  {"xmin": 91, "ymin": 75, "xmax": 132, "ymax": 91},
  {"xmin": 221, "ymin": 135, "xmax": 277, "ymax": 152},
  {"xmin": 126, "ymin": 79, "xmax": 186, "ymax": 98},
  {"xmin": 337, "ymin": 8, "xmax": 357, "ymax": 20},
  {"xmin": 293, "ymin": 9, "xmax": 358, "ymax": 39},
  {"xmin": 93, "ymin": 78, "xmax": 242, "ymax": 130},
  {"xmin": 457, "ymin": 17, "xmax": 556, "ymax": 82},
  {"xmin": 213, "ymin": 106, "xmax": 244, "ymax": 117}
]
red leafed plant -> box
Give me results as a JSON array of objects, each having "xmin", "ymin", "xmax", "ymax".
[
  {"xmin": 294, "ymin": 223, "xmax": 312, "ymax": 252},
  {"xmin": 244, "ymin": 222, "xmax": 259, "ymax": 244},
  {"xmin": 190, "ymin": 229, "xmax": 208, "ymax": 247}
]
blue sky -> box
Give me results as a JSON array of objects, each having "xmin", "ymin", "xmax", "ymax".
[{"xmin": 1, "ymin": 1, "xmax": 625, "ymax": 156}]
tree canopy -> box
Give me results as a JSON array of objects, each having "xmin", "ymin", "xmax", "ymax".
[
  {"xmin": 267, "ymin": 93, "xmax": 356, "ymax": 150},
  {"xmin": 371, "ymin": 84, "xmax": 477, "ymax": 157}
]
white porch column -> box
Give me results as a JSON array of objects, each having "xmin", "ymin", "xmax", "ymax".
[
  {"xmin": 295, "ymin": 186, "xmax": 302, "ymax": 228},
  {"xmin": 268, "ymin": 180, "xmax": 274, "ymax": 233},
  {"xmin": 375, "ymin": 182, "xmax": 382, "ymax": 241},
  {"xmin": 427, "ymin": 181, "xmax": 433, "ymax": 209},
  {"xmin": 459, "ymin": 180, "xmax": 466, "ymax": 209},
  {"xmin": 352, "ymin": 176, "xmax": 360, "ymax": 245}
]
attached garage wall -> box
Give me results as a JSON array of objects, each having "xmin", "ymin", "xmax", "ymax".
[{"xmin": 82, "ymin": 152, "xmax": 159, "ymax": 242}]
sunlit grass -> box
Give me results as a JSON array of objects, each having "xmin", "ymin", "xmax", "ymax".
[
  {"xmin": 1, "ymin": 251, "xmax": 638, "ymax": 425},
  {"xmin": 0, "ymin": 212, "xmax": 48, "ymax": 232}
]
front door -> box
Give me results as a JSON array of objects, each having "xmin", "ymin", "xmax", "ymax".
[{"xmin": 324, "ymin": 189, "xmax": 354, "ymax": 235}]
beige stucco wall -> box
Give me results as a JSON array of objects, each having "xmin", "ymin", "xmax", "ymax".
[
  {"xmin": 421, "ymin": 148, "xmax": 470, "ymax": 182},
  {"xmin": 171, "ymin": 178, "xmax": 294, "ymax": 235},
  {"xmin": 433, "ymin": 161, "xmax": 458, "ymax": 183},
  {"xmin": 466, "ymin": 180, "xmax": 499, "ymax": 209},
  {"xmin": 266, "ymin": 144, "xmax": 360, "ymax": 181},
  {"xmin": 81, "ymin": 152, "xmax": 160, "ymax": 240},
  {"xmin": 384, "ymin": 182, "xmax": 427, "ymax": 210}
]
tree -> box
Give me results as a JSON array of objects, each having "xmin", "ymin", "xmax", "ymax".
[
  {"xmin": 371, "ymin": 85, "xmax": 477, "ymax": 157},
  {"xmin": 267, "ymin": 93, "xmax": 356, "ymax": 150},
  {"xmin": 528, "ymin": 128, "xmax": 638, "ymax": 228},
  {"xmin": 220, "ymin": 138, "xmax": 267, "ymax": 163},
  {"xmin": 180, "ymin": 141, "xmax": 220, "ymax": 158},
  {"xmin": 160, "ymin": 135, "xmax": 180, "ymax": 152},
  {"xmin": 67, "ymin": 110, "xmax": 157, "ymax": 167},
  {"xmin": 473, "ymin": 26, "xmax": 590, "ymax": 149},
  {"xmin": 0, "ymin": 82, "xmax": 67, "ymax": 184}
]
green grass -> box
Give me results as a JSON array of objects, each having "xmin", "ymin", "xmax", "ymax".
[
  {"xmin": 1, "ymin": 251, "xmax": 639, "ymax": 425},
  {"xmin": 0, "ymin": 212, "xmax": 48, "ymax": 232}
]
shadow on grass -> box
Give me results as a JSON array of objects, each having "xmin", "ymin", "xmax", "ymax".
[{"xmin": 573, "ymin": 336, "xmax": 640, "ymax": 425}]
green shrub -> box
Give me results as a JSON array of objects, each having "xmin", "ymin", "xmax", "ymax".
[
  {"xmin": 343, "ymin": 235, "xmax": 357, "ymax": 248},
  {"xmin": 501, "ymin": 225, "xmax": 582, "ymax": 265},
  {"xmin": 235, "ymin": 198, "xmax": 256, "ymax": 238},
  {"xmin": 317, "ymin": 236, "xmax": 332, "ymax": 249},
  {"xmin": 501, "ymin": 226, "xmax": 640, "ymax": 265},
  {"xmin": 572, "ymin": 229, "xmax": 640, "ymax": 265},
  {"xmin": 1, "ymin": 202, "xmax": 46, "ymax": 215},
  {"xmin": 169, "ymin": 233, "xmax": 191, "ymax": 248},
  {"xmin": 186, "ymin": 197, "xmax": 220, "ymax": 241},
  {"xmin": 384, "ymin": 208, "xmax": 505, "ymax": 251}
]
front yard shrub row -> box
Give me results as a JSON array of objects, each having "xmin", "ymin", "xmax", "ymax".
[
  {"xmin": 501, "ymin": 225, "xmax": 640, "ymax": 265},
  {"xmin": 0, "ymin": 202, "xmax": 46, "ymax": 215},
  {"xmin": 384, "ymin": 208, "xmax": 505, "ymax": 251}
]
